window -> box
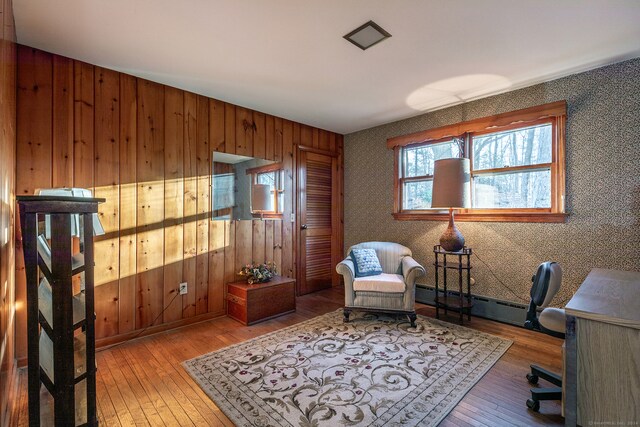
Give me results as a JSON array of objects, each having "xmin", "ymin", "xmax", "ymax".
[
  {"xmin": 247, "ymin": 164, "xmax": 284, "ymax": 218},
  {"xmin": 401, "ymin": 139, "xmax": 462, "ymax": 209},
  {"xmin": 254, "ymin": 169, "xmax": 284, "ymax": 215},
  {"xmin": 471, "ymin": 122, "xmax": 552, "ymax": 209},
  {"xmin": 390, "ymin": 102, "xmax": 567, "ymax": 222}
]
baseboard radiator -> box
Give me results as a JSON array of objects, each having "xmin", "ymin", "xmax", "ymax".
[{"xmin": 416, "ymin": 286, "xmax": 528, "ymax": 327}]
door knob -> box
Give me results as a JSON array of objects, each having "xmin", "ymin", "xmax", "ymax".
[{"xmin": 301, "ymin": 224, "xmax": 308, "ymax": 230}]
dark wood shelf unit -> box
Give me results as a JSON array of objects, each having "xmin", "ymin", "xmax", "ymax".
[
  {"xmin": 18, "ymin": 195, "xmax": 104, "ymax": 427},
  {"xmin": 433, "ymin": 245, "xmax": 473, "ymax": 324}
]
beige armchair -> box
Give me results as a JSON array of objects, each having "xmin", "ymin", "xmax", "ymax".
[{"xmin": 336, "ymin": 241, "xmax": 426, "ymax": 327}]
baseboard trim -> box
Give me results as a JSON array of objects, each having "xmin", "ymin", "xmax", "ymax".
[
  {"xmin": 96, "ymin": 310, "xmax": 227, "ymax": 350},
  {"xmin": 17, "ymin": 310, "xmax": 227, "ymax": 367},
  {"xmin": 416, "ymin": 286, "xmax": 528, "ymax": 326}
]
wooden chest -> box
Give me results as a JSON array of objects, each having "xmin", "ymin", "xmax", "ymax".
[{"xmin": 226, "ymin": 276, "xmax": 296, "ymax": 325}]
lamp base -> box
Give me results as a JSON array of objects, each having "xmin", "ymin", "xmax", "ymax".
[{"xmin": 439, "ymin": 208, "xmax": 465, "ymax": 252}]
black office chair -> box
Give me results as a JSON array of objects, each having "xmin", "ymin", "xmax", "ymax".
[{"xmin": 523, "ymin": 261, "xmax": 565, "ymax": 412}]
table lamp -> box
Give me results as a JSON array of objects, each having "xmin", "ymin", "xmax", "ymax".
[
  {"xmin": 251, "ymin": 184, "xmax": 273, "ymax": 220},
  {"xmin": 431, "ymin": 158, "xmax": 471, "ymax": 252}
]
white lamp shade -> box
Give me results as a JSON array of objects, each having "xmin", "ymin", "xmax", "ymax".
[
  {"xmin": 431, "ymin": 158, "xmax": 471, "ymax": 209},
  {"xmin": 251, "ymin": 184, "xmax": 273, "ymax": 212}
]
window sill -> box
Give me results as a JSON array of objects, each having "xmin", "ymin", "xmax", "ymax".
[
  {"xmin": 392, "ymin": 212, "xmax": 568, "ymax": 223},
  {"xmin": 251, "ymin": 213, "xmax": 283, "ymax": 220}
]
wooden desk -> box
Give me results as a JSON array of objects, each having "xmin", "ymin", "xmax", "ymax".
[
  {"xmin": 564, "ymin": 268, "xmax": 640, "ymax": 426},
  {"xmin": 226, "ymin": 276, "xmax": 296, "ymax": 325}
]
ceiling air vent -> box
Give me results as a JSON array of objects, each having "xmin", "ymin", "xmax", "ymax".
[{"xmin": 343, "ymin": 20, "xmax": 391, "ymax": 50}]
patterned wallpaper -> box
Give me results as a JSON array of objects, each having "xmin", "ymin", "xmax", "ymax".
[{"xmin": 344, "ymin": 58, "xmax": 640, "ymax": 307}]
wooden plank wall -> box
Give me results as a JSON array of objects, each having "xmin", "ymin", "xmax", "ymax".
[
  {"xmin": 14, "ymin": 46, "xmax": 344, "ymax": 360},
  {"xmin": 0, "ymin": 0, "xmax": 17, "ymax": 424}
]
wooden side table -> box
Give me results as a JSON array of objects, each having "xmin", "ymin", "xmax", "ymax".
[
  {"xmin": 433, "ymin": 245, "xmax": 473, "ymax": 323},
  {"xmin": 226, "ymin": 276, "xmax": 296, "ymax": 325}
]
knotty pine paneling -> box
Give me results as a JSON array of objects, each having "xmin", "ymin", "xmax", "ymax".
[
  {"xmin": 195, "ymin": 95, "xmax": 209, "ymax": 315},
  {"xmin": 182, "ymin": 91, "xmax": 198, "ymax": 319},
  {"xmin": 15, "ymin": 45, "xmax": 51, "ymax": 365},
  {"xmin": 118, "ymin": 73, "xmax": 138, "ymax": 335},
  {"xmin": 235, "ymin": 106, "xmax": 253, "ymax": 156},
  {"xmin": 51, "ymin": 55, "xmax": 73, "ymax": 187},
  {"xmin": 136, "ymin": 79, "xmax": 165, "ymax": 329},
  {"xmin": 209, "ymin": 99, "xmax": 225, "ymax": 153},
  {"xmin": 252, "ymin": 220, "xmax": 265, "ymax": 266},
  {"xmin": 14, "ymin": 46, "xmax": 344, "ymax": 358},
  {"xmin": 224, "ymin": 103, "xmax": 236, "ymax": 155},
  {"xmin": 162, "ymin": 86, "xmax": 184, "ymax": 324},
  {"xmin": 265, "ymin": 115, "xmax": 275, "ymax": 161},
  {"xmin": 1, "ymin": 0, "xmax": 17, "ymax": 423},
  {"xmin": 223, "ymin": 219, "xmax": 236, "ymax": 287},
  {"xmin": 252, "ymin": 111, "xmax": 266, "ymax": 159},
  {"xmin": 73, "ymin": 61, "xmax": 94, "ymax": 189},
  {"xmin": 234, "ymin": 220, "xmax": 252, "ymax": 277},
  {"xmin": 94, "ymin": 66, "xmax": 121, "ymax": 338}
]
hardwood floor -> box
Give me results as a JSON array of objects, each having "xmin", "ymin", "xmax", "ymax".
[{"xmin": 12, "ymin": 286, "xmax": 564, "ymax": 426}]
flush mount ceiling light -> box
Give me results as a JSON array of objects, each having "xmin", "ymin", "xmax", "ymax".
[{"xmin": 343, "ymin": 20, "xmax": 391, "ymax": 50}]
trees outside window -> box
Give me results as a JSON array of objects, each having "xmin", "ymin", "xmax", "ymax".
[
  {"xmin": 471, "ymin": 123, "xmax": 552, "ymax": 209},
  {"xmin": 401, "ymin": 140, "xmax": 461, "ymax": 209}
]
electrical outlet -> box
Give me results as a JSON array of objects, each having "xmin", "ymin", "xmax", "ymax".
[{"xmin": 179, "ymin": 282, "xmax": 188, "ymax": 295}]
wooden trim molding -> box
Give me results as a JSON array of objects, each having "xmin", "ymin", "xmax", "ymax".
[
  {"xmin": 472, "ymin": 163, "xmax": 553, "ymax": 176},
  {"xmin": 298, "ymin": 145, "xmax": 339, "ymax": 158},
  {"xmin": 251, "ymin": 213, "xmax": 283, "ymax": 219},
  {"xmin": 16, "ymin": 309, "xmax": 228, "ymax": 367},
  {"xmin": 391, "ymin": 101, "xmax": 567, "ymax": 223},
  {"xmin": 245, "ymin": 162, "xmax": 283, "ymax": 175},
  {"xmin": 387, "ymin": 101, "xmax": 567, "ymax": 149},
  {"xmin": 392, "ymin": 212, "xmax": 568, "ymax": 223},
  {"xmin": 96, "ymin": 310, "xmax": 226, "ymax": 351}
]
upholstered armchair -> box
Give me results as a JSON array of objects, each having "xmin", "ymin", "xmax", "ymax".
[{"xmin": 336, "ymin": 242, "xmax": 426, "ymax": 327}]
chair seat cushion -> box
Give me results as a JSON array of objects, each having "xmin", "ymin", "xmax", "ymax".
[
  {"xmin": 539, "ymin": 307, "xmax": 566, "ymax": 333},
  {"xmin": 353, "ymin": 273, "xmax": 405, "ymax": 293}
]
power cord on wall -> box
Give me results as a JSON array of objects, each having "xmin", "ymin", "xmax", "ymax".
[
  {"xmin": 472, "ymin": 252, "xmax": 530, "ymax": 304},
  {"xmin": 473, "ymin": 252, "xmax": 570, "ymax": 307},
  {"xmin": 101, "ymin": 291, "xmax": 181, "ymax": 351}
]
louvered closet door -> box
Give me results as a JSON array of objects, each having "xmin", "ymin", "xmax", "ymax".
[{"xmin": 298, "ymin": 150, "xmax": 338, "ymax": 295}]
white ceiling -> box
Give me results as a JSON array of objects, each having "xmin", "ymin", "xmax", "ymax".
[{"xmin": 13, "ymin": 0, "xmax": 640, "ymax": 134}]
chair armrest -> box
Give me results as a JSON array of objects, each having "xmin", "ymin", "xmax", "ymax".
[
  {"xmin": 336, "ymin": 259, "xmax": 356, "ymax": 306},
  {"xmin": 402, "ymin": 256, "xmax": 426, "ymax": 287},
  {"xmin": 336, "ymin": 259, "xmax": 355, "ymax": 283}
]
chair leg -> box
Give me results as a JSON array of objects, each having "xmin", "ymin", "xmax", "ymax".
[
  {"xmin": 529, "ymin": 364, "xmax": 562, "ymax": 387},
  {"xmin": 408, "ymin": 312, "xmax": 417, "ymax": 328},
  {"xmin": 526, "ymin": 364, "xmax": 562, "ymax": 412},
  {"xmin": 527, "ymin": 386, "xmax": 562, "ymax": 412},
  {"xmin": 343, "ymin": 308, "xmax": 351, "ymax": 323},
  {"xmin": 530, "ymin": 387, "xmax": 562, "ymax": 401}
]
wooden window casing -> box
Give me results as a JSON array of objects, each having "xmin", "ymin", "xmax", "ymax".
[
  {"xmin": 246, "ymin": 163, "xmax": 284, "ymax": 219},
  {"xmin": 389, "ymin": 101, "xmax": 568, "ymax": 223}
]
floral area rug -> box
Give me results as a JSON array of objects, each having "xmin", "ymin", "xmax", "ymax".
[{"xmin": 183, "ymin": 310, "xmax": 512, "ymax": 426}]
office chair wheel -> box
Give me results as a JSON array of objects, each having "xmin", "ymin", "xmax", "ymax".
[
  {"xmin": 526, "ymin": 398, "xmax": 540, "ymax": 412},
  {"xmin": 526, "ymin": 373, "xmax": 539, "ymax": 385}
]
